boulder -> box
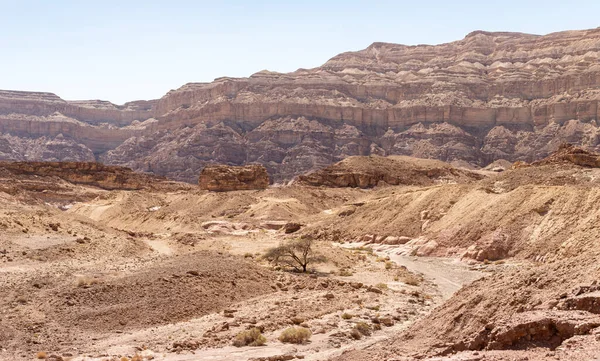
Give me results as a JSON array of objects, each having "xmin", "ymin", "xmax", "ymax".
[
  {"xmin": 284, "ymin": 222, "xmax": 302, "ymax": 234},
  {"xmin": 382, "ymin": 236, "xmax": 411, "ymax": 245}
]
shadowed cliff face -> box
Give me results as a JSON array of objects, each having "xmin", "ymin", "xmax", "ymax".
[{"xmin": 3, "ymin": 28, "xmax": 600, "ymax": 182}]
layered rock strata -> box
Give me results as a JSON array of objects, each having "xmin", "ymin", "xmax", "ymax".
[
  {"xmin": 198, "ymin": 164, "xmax": 269, "ymax": 191},
  {"xmin": 3, "ymin": 28, "xmax": 600, "ymax": 182}
]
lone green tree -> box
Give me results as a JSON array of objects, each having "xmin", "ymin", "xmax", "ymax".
[{"xmin": 264, "ymin": 238, "xmax": 326, "ymax": 272}]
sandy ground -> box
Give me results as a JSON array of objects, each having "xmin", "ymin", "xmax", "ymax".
[{"xmin": 6, "ymin": 151, "xmax": 600, "ymax": 361}]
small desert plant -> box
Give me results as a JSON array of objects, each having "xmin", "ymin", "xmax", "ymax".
[
  {"xmin": 233, "ymin": 328, "xmax": 267, "ymax": 347},
  {"xmin": 385, "ymin": 261, "xmax": 394, "ymax": 270},
  {"xmin": 244, "ymin": 252, "xmax": 254, "ymax": 258},
  {"xmin": 354, "ymin": 322, "xmax": 372, "ymax": 336},
  {"xmin": 278, "ymin": 327, "xmax": 312, "ymax": 344},
  {"xmin": 341, "ymin": 313, "xmax": 354, "ymax": 320},
  {"xmin": 375, "ymin": 283, "xmax": 388, "ymax": 290},
  {"xmin": 36, "ymin": 351, "xmax": 47, "ymax": 359},
  {"xmin": 75, "ymin": 276, "xmax": 101, "ymax": 288},
  {"xmin": 399, "ymin": 273, "xmax": 422, "ymax": 286},
  {"xmin": 366, "ymin": 305, "xmax": 380, "ymax": 311},
  {"xmin": 338, "ymin": 269, "xmax": 353, "ymax": 277}
]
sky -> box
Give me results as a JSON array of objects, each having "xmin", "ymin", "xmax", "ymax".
[{"xmin": 1, "ymin": 0, "xmax": 599, "ymax": 104}]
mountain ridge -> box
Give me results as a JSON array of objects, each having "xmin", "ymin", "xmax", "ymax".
[{"xmin": 2, "ymin": 28, "xmax": 600, "ymax": 182}]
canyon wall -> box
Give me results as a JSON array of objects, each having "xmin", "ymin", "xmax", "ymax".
[{"xmin": 3, "ymin": 28, "xmax": 600, "ymax": 182}]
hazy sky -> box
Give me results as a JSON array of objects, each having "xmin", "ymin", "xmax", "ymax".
[{"xmin": 1, "ymin": 0, "xmax": 599, "ymax": 104}]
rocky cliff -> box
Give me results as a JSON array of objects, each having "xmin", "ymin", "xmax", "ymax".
[
  {"xmin": 3, "ymin": 28, "xmax": 600, "ymax": 182},
  {"xmin": 297, "ymin": 155, "xmax": 483, "ymax": 188},
  {"xmin": 0, "ymin": 161, "xmax": 187, "ymax": 191},
  {"xmin": 198, "ymin": 164, "xmax": 269, "ymax": 191}
]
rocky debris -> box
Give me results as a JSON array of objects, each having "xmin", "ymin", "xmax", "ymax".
[
  {"xmin": 361, "ymin": 234, "xmax": 412, "ymax": 246},
  {"xmin": 297, "ymin": 155, "xmax": 482, "ymax": 188},
  {"xmin": 198, "ymin": 164, "xmax": 269, "ymax": 191},
  {"xmin": 201, "ymin": 221, "xmax": 254, "ymax": 235},
  {"xmin": 556, "ymin": 284, "xmax": 600, "ymax": 314},
  {"xmin": 454, "ymin": 311, "xmax": 600, "ymax": 352},
  {"xmin": 461, "ymin": 231, "xmax": 511, "ymax": 262}
]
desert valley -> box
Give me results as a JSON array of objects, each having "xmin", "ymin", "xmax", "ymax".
[{"xmin": 2, "ymin": 26, "xmax": 600, "ymax": 361}]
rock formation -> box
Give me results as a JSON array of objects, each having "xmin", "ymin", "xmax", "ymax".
[
  {"xmin": 531, "ymin": 143, "xmax": 600, "ymax": 167},
  {"xmin": 0, "ymin": 161, "xmax": 184, "ymax": 191},
  {"xmin": 297, "ymin": 155, "xmax": 483, "ymax": 188},
  {"xmin": 198, "ymin": 164, "xmax": 269, "ymax": 191},
  {"xmin": 3, "ymin": 28, "xmax": 600, "ymax": 182}
]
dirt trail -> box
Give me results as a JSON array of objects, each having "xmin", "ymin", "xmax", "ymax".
[
  {"xmin": 386, "ymin": 254, "xmax": 483, "ymax": 299},
  {"xmin": 342, "ymin": 243, "xmax": 484, "ymax": 300}
]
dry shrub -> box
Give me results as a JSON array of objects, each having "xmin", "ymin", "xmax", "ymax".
[
  {"xmin": 341, "ymin": 313, "xmax": 353, "ymax": 320},
  {"xmin": 278, "ymin": 327, "xmax": 312, "ymax": 344},
  {"xmin": 354, "ymin": 321, "xmax": 372, "ymax": 336},
  {"xmin": 385, "ymin": 261, "xmax": 394, "ymax": 270},
  {"xmin": 36, "ymin": 351, "xmax": 47, "ymax": 359},
  {"xmin": 75, "ymin": 276, "xmax": 101, "ymax": 288},
  {"xmin": 233, "ymin": 328, "xmax": 267, "ymax": 347},
  {"xmin": 338, "ymin": 269, "xmax": 353, "ymax": 277},
  {"xmin": 399, "ymin": 273, "xmax": 421, "ymax": 286},
  {"xmin": 375, "ymin": 283, "xmax": 388, "ymax": 290}
]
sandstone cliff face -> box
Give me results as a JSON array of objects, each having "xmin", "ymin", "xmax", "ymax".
[
  {"xmin": 0, "ymin": 161, "xmax": 180, "ymax": 190},
  {"xmin": 198, "ymin": 164, "xmax": 269, "ymax": 192},
  {"xmin": 0, "ymin": 90, "xmax": 155, "ymax": 155},
  {"xmin": 297, "ymin": 155, "xmax": 482, "ymax": 188},
  {"xmin": 4, "ymin": 29, "xmax": 600, "ymax": 182}
]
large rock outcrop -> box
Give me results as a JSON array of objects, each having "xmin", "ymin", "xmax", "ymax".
[
  {"xmin": 297, "ymin": 155, "xmax": 482, "ymax": 188},
  {"xmin": 3, "ymin": 29, "xmax": 600, "ymax": 182},
  {"xmin": 0, "ymin": 161, "xmax": 184, "ymax": 191},
  {"xmin": 198, "ymin": 164, "xmax": 269, "ymax": 191}
]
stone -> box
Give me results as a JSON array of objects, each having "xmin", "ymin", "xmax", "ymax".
[
  {"xmin": 198, "ymin": 164, "xmax": 269, "ymax": 192},
  {"xmin": 284, "ymin": 222, "xmax": 302, "ymax": 234},
  {"xmin": 382, "ymin": 236, "xmax": 411, "ymax": 245}
]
